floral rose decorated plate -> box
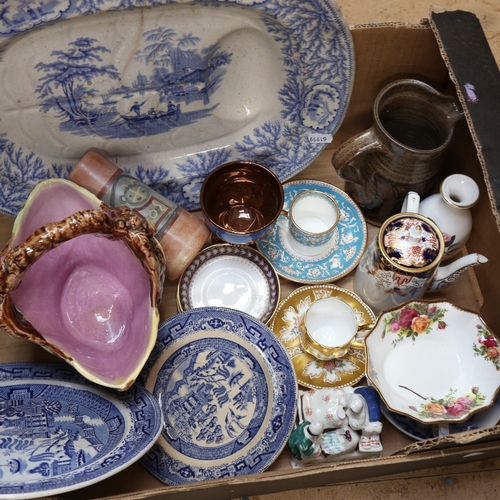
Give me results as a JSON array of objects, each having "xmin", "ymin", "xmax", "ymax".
[
  {"xmin": 270, "ymin": 284, "xmax": 375, "ymax": 389},
  {"xmin": 381, "ymin": 394, "xmax": 500, "ymax": 441},
  {"xmin": 365, "ymin": 299, "xmax": 500, "ymax": 424}
]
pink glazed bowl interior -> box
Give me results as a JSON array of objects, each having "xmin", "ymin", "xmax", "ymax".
[{"xmin": 0, "ymin": 179, "xmax": 165, "ymax": 390}]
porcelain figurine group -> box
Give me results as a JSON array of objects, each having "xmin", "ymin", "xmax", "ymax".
[{"xmin": 288, "ymin": 386, "xmax": 383, "ymax": 465}]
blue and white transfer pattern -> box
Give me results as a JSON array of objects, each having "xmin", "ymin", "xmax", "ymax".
[
  {"xmin": 0, "ymin": 0, "xmax": 353, "ymax": 216},
  {"xmin": 256, "ymin": 180, "xmax": 367, "ymax": 284},
  {"xmin": 0, "ymin": 362, "xmax": 162, "ymax": 499},
  {"xmin": 139, "ymin": 307, "xmax": 297, "ymax": 485}
]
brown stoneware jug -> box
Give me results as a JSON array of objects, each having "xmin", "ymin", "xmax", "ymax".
[{"xmin": 331, "ymin": 79, "xmax": 464, "ymax": 225}]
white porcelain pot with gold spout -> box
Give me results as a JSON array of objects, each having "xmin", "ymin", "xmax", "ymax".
[{"xmin": 353, "ymin": 191, "xmax": 488, "ymax": 314}]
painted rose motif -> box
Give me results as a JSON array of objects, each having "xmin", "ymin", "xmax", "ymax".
[
  {"xmin": 302, "ymin": 357, "xmax": 360, "ymax": 384},
  {"xmin": 382, "ymin": 302, "xmax": 447, "ymax": 345},
  {"xmin": 473, "ymin": 324, "xmax": 500, "ymax": 370},
  {"xmin": 409, "ymin": 387, "xmax": 486, "ymax": 420}
]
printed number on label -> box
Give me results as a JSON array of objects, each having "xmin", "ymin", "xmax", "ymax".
[{"xmin": 308, "ymin": 133, "xmax": 333, "ymax": 144}]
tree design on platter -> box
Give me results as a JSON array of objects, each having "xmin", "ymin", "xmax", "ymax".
[{"xmin": 34, "ymin": 31, "xmax": 232, "ymax": 139}]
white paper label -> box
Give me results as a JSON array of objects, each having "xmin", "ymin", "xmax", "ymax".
[{"xmin": 308, "ymin": 133, "xmax": 333, "ymax": 144}]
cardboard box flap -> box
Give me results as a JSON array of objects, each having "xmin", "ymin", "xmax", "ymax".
[
  {"xmin": 429, "ymin": 9, "xmax": 500, "ymax": 231},
  {"xmin": 396, "ymin": 425, "xmax": 500, "ymax": 456}
]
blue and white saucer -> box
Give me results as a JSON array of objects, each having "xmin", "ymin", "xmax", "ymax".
[{"xmin": 256, "ymin": 180, "xmax": 367, "ymax": 284}]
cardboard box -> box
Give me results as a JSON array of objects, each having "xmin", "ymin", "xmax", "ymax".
[{"xmin": 1, "ymin": 9, "xmax": 499, "ymax": 500}]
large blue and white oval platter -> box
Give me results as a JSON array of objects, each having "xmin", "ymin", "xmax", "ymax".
[
  {"xmin": 139, "ymin": 307, "xmax": 298, "ymax": 485},
  {"xmin": 0, "ymin": 0, "xmax": 354, "ymax": 216},
  {"xmin": 0, "ymin": 363, "xmax": 162, "ymax": 499}
]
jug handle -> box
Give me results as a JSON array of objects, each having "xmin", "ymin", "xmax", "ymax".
[{"xmin": 331, "ymin": 127, "xmax": 387, "ymax": 185}]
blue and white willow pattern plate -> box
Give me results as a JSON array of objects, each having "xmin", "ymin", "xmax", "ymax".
[
  {"xmin": 0, "ymin": 0, "xmax": 354, "ymax": 216},
  {"xmin": 256, "ymin": 180, "xmax": 367, "ymax": 284},
  {"xmin": 139, "ymin": 307, "xmax": 297, "ymax": 485},
  {"xmin": 0, "ymin": 362, "xmax": 162, "ymax": 500}
]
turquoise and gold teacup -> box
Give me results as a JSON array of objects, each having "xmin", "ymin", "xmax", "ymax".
[{"xmin": 282, "ymin": 190, "xmax": 339, "ymax": 251}]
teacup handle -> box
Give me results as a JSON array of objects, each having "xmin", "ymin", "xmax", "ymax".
[
  {"xmin": 331, "ymin": 127, "xmax": 388, "ymax": 185},
  {"xmin": 348, "ymin": 323, "xmax": 374, "ymax": 350},
  {"xmin": 349, "ymin": 338, "xmax": 365, "ymax": 349}
]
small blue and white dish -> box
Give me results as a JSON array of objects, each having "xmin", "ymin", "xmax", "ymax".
[
  {"xmin": 0, "ymin": 362, "xmax": 162, "ymax": 499},
  {"xmin": 139, "ymin": 307, "xmax": 298, "ymax": 485},
  {"xmin": 256, "ymin": 180, "xmax": 367, "ymax": 284}
]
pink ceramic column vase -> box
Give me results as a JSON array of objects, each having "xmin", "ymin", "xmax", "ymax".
[{"xmin": 419, "ymin": 174, "xmax": 479, "ymax": 260}]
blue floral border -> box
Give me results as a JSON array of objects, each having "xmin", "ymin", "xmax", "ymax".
[{"xmin": 0, "ymin": 0, "xmax": 354, "ymax": 215}]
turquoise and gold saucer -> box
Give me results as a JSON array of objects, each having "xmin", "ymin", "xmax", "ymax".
[{"xmin": 256, "ymin": 180, "xmax": 367, "ymax": 284}]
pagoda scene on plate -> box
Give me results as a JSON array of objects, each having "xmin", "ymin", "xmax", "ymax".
[
  {"xmin": 156, "ymin": 339, "xmax": 266, "ymax": 453},
  {"xmin": 0, "ymin": 0, "xmax": 353, "ymax": 216},
  {"xmin": 139, "ymin": 307, "xmax": 297, "ymax": 485},
  {"xmin": 0, "ymin": 384, "xmax": 121, "ymax": 479},
  {"xmin": 35, "ymin": 31, "xmax": 231, "ymax": 139},
  {"xmin": 0, "ymin": 363, "xmax": 162, "ymax": 498}
]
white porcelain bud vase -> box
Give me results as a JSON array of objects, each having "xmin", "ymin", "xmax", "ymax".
[{"xmin": 419, "ymin": 174, "xmax": 479, "ymax": 260}]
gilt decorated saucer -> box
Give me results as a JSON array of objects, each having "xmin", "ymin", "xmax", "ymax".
[
  {"xmin": 271, "ymin": 284, "xmax": 376, "ymax": 390},
  {"xmin": 256, "ymin": 180, "xmax": 367, "ymax": 284}
]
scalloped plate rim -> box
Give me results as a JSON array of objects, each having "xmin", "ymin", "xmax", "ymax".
[{"xmin": 0, "ymin": 0, "xmax": 354, "ymax": 217}]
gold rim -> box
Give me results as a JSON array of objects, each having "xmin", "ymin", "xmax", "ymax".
[
  {"xmin": 364, "ymin": 298, "xmax": 500, "ymax": 425},
  {"xmin": 378, "ymin": 212, "xmax": 445, "ymax": 274},
  {"xmin": 270, "ymin": 284, "xmax": 376, "ymax": 390},
  {"xmin": 176, "ymin": 243, "xmax": 281, "ymax": 325}
]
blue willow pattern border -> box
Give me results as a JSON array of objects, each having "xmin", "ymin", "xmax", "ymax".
[
  {"xmin": 0, "ymin": 362, "xmax": 162, "ymax": 497},
  {"xmin": 139, "ymin": 307, "xmax": 298, "ymax": 484}
]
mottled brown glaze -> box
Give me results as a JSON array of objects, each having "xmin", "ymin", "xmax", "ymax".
[
  {"xmin": 0, "ymin": 203, "xmax": 166, "ymax": 375},
  {"xmin": 70, "ymin": 150, "xmax": 210, "ymax": 281}
]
